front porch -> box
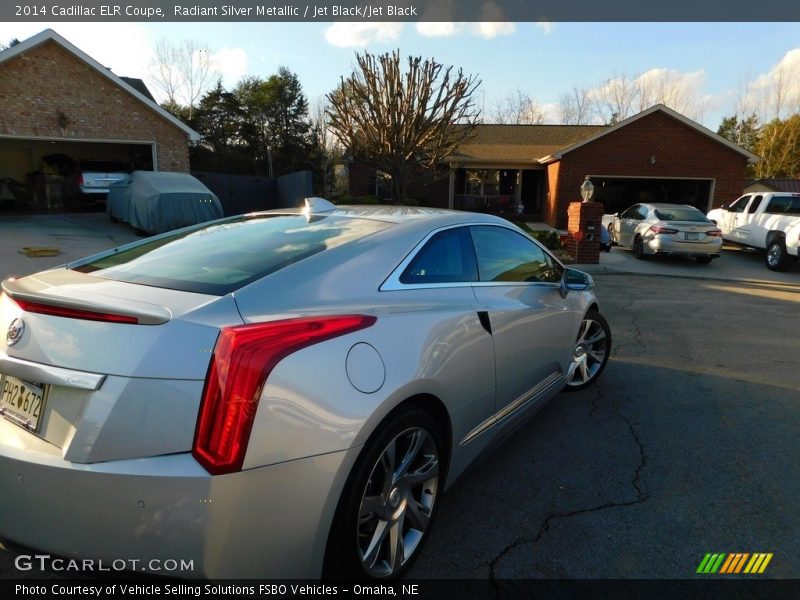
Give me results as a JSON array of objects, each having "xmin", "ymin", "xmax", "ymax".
[{"xmin": 448, "ymin": 166, "xmax": 547, "ymax": 220}]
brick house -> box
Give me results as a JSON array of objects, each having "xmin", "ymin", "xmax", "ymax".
[
  {"xmin": 350, "ymin": 104, "xmax": 758, "ymax": 228},
  {"xmin": 0, "ymin": 29, "xmax": 199, "ymax": 211}
]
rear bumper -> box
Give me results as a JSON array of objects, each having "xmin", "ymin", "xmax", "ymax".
[
  {"xmin": 0, "ymin": 419, "xmax": 358, "ymax": 579},
  {"xmin": 645, "ymin": 236, "xmax": 722, "ymax": 257}
]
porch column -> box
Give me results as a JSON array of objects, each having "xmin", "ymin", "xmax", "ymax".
[
  {"xmin": 515, "ymin": 170, "xmax": 522, "ymax": 210},
  {"xmin": 448, "ymin": 166, "xmax": 456, "ymax": 210}
]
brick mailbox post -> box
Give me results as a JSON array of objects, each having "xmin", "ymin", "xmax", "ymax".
[{"xmin": 564, "ymin": 200, "xmax": 604, "ymax": 264}]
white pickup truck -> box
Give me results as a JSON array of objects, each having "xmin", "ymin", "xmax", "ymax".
[{"xmin": 707, "ymin": 192, "xmax": 800, "ymax": 271}]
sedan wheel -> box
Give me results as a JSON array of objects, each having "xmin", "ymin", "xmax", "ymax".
[
  {"xmin": 325, "ymin": 408, "xmax": 442, "ymax": 579},
  {"xmin": 633, "ymin": 235, "xmax": 647, "ymax": 260},
  {"xmin": 608, "ymin": 224, "xmax": 618, "ymax": 246},
  {"xmin": 564, "ymin": 311, "xmax": 611, "ymax": 391}
]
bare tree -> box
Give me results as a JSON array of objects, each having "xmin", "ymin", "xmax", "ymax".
[
  {"xmin": 149, "ymin": 38, "xmax": 218, "ymax": 118},
  {"xmin": 150, "ymin": 39, "xmax": 182, "ymax": 106},
  {"xmin": 488, "ymin": 89, "xmax": 544, "ymax": 124},
  {"xmin": 311, "ymin": 95, "xmax": 343, "ymax": 197},
  {"xmin": 558, "ymin": 86, "xmax": 593, "ymax": 125},
  {"xmin": 591, "ymin": 72, "xmax": 639, "ymax": 124},
  {"xmin": 327, "ymin": 50, "xmax": 481, "ymax": 203}
]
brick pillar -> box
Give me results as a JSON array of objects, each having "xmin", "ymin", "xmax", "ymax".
[{"xmin": 564, "ymin": 201, "xmax": 604, "ymax": 264}]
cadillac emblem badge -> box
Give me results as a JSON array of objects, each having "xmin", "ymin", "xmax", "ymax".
[{"xmin": 6, "ymin": 318, "xmax": 25, "ymax": 346}]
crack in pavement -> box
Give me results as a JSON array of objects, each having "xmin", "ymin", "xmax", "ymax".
[
  {"xmin": 487, "ymin": 391, "xmax": 648, "ymax": 596},
  {"xmin": 612, "ymin": 293, "xmax": 645, "ymax": 356}
]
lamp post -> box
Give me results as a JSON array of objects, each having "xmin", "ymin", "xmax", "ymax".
[{"xmin": 580, "ymin": 176, "xmax": 594, "ymax": 203}]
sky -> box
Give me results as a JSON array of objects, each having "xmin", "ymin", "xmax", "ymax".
[{"xmin": 3, "ymin": 21, "xmax": 800, "ymax": 129}]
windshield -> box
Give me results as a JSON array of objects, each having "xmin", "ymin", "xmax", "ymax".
[{"xmin": 72, "ymin": 214, "xmax": 390, "ymax": 295}]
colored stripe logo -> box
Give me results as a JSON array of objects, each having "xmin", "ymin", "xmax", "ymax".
[{"xmin": 696, "ymin": 553, "xmax": 773, "ymax": 574}]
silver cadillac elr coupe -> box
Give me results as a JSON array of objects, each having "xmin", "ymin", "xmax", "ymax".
[{"xmin": 0, "ymin": 199, "xmax": 610, "ymax": 580}]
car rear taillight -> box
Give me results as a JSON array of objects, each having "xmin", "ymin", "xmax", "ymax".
[
  {"xmin": 706, "ymin": 230, "xmax": 722, "ymax": 237},
  {"xmin": 10, "ymin": 297, "xmax": 139, "ymax": 324},
  {"xmin": 649, "ymin": 225, "xmax": 679, "ymax": 234},
  {"xmin": 192, "ymin": 315, "xmax": 377, "ymax": 475}
]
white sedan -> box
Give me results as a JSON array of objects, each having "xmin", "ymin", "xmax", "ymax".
[{"xmin": 606, "ymin": 203, "xmax": 723, "ymax": 264}]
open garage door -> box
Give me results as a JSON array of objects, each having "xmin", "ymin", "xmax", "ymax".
[
  {"xmin": 0, "ymin": 137, "xmax": 154, "ymax": 213},
  {"xmin": 591, "ymin": 177, "xmax": 713, "ymax": 216}
]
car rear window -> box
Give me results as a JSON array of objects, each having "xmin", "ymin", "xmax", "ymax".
[
  {"xmin": 72, "ymin": 214, "xmax": 390, "ymax": 295},
  {"xmin": 653, "ymin": 208, "xmax": 709, "ymax": 222},
  {"xmin": 79, "ymin": 160, "xmax": 127, "ymax": 172}
]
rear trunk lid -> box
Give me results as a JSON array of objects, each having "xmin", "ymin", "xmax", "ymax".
[{"xmin": 0, "ymin": 268, "xmax": 242, "ymax": 463}]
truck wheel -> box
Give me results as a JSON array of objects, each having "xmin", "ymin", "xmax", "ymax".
[{"xmin": 766, "ymin": 238, "xmax": 791, "ymax": 271}]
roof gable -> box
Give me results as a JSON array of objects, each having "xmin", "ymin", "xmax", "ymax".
[
  {"xmin": 539, "ymin": 104, "xmax": 759, "ymax": 164},
  {"xmin": 0, "ymin": 29, "xmax": 199, "ymax": 141}
]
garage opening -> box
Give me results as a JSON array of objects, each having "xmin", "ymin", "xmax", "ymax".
[
  {"xmin": 0, "ymin": 137, "xmax": 154, "ymax": 214},
  {"xmin": 591, "ymin": 177, "xmax": 713, "ymax": 215}
]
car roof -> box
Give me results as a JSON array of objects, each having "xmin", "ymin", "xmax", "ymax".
[
  {"xmin": 645, "ymin": 203, "xmax": 701, "ymax": 210},
  {"xmin": 249, "ymin": 205, "xmax": 514, "ymax": 228}
]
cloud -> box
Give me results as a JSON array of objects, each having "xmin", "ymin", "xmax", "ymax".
[
  {"xmin": 415, "ymin": 22, "xmax": 460, "ymax": 38},
  {"xmin": 324, "ymin": 23, "xmax": 403, "ymax": 48},
  {"xmin": 746, "ymin": 48, "xmax": 800, "ymax": 119},
  {"xmin": 540, "ymin": 102, "xmax": 562, "ymax": 124},
  {"xmin": 211, "ymin": 47, "xmax": 248, "ymax": 87},
  {"xmin": 471, "ymin": 2, "xmax": 515, "ymax": 39},
  {"xmin": 535, "ymin": 22, "xmax": 554, "ymax": 35},
  {"xmin": 472, "ymin": 22, "xmax": 516, "ymax": 39}
]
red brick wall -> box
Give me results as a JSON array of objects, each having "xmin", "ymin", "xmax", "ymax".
[
  {"xmin": 546, "ymin": 111, "xmax": 749, "ymax": 228},
  {"xmin": 0, "ymin": 40, "xmax": 190, "ymax": 171}
]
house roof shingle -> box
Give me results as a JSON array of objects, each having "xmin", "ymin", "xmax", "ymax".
[
  {"xmin": 446, "ymin": 124, "xmax": 608, "ymax": 164},
  {"xmin": 747, "ymin": 179, "xmax": 800, "ymax": 193}
]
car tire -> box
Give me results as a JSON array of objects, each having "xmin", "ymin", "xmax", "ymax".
[
  {"xmin": 633, "ymin": 235, "xmax": 648, "ymax": 260},
  {"xmin": 766, "ymin": 238, "xmax": 791, "ymax": 272},
  {"xmin": 608, "ymin": 225, "xmax": 618, "ymax": 246},
  {"xmin": 563, "ymin": 311, "xmax": 611, "ymax": 391},
  {"xmin": 324, "ymin": 406, "xmax": 443, "ymax": 580},
  {"xmin": 696, "ymin": 255, "xmax": 713, "ymax": 264}
]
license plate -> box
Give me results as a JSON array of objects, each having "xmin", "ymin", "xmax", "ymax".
[
  {"xmin": 685, "ymin": 232, "xmax": 699, "ymax": 240},
  {"xmin": 0, "ymin": 375, "xmax": 47, "ymax": 432}
]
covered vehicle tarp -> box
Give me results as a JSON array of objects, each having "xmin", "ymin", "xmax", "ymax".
[{"xmin": 107, "ymin": 171, "xmax": 223, "ymax": 234}]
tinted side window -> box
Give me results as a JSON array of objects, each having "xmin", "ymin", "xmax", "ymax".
[
  {"xmin": 765, "ymin": 195, "xmax": 800, "ymax": 214},
  {"xmin": 470, "ymin": 226, "xmax": 563, "ymax": 283},
  {"xmin": 731, "ymin": 196, "xmax": 750, "ymax": 213},
  {"xmin": 747, "ymin": 195, "xmax": 763, "ymax": 213},
  {"xmin": 636, "ymin": 206, "xmax": 650, "ymax": 220},
  {"xmin": 620, "ymin": 205, "xmax": 640, "ymax": 219},
  {"xmin": 400, "ymin": 227, "xmax": 478, "ymax": 284}
]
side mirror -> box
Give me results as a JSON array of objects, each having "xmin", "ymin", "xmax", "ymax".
[
  {"xmin": 720, "ymin": 204, "xmax": 729, "ymax": 210},
  {"xmin": 561, "ymin": 268, "xmax": 594, "ymax": 297}
]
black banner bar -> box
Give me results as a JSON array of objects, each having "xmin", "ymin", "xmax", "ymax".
[{"xmin": 4, "ymin": 0, "xmax": 800, "ymax": 23}]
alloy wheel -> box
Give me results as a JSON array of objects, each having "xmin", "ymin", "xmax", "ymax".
[
  {"xmin": 566, "ymin": 315, "xmax": 610, "ymax": 388},
  {"xmin": 357, "ymin": 427, "xmax": 440, "ymax": 578}
]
